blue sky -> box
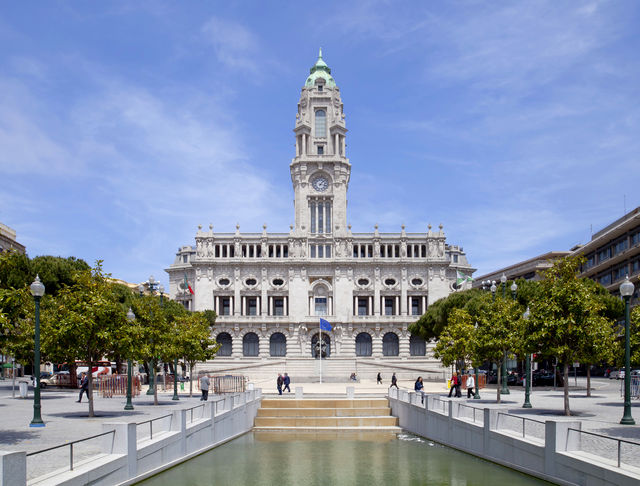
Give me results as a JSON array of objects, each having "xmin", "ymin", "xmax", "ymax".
[{"xmin": 1, "ymin": 1, "xmax": 639, "ymax": 287}]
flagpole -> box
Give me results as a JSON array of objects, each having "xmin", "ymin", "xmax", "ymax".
[{"xmin": 319, "ymin": 319, "xmax": 322, "ymax": 384}]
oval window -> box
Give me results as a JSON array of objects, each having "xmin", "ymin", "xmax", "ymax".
[
  {"xmin": 384, "ymin": 278, "xmax": 396, "ymax": 287},
  {"xmin": 245, "ymin": 278, "xmax": 257, "ymax": 286},
  {"xmin": 273, "ymin": 278, "xmax": 284, "ymax": 286},
  {"xmin": 219, "ymin": 278, "xmax": 230, "ymax": 286},
  {"xmin": 411, "ymin": 278, "xmax": 423, "ymax": 286},
  {"xmin": 357, "ymin": 278, "xmax": 369, "ymax": 287}
]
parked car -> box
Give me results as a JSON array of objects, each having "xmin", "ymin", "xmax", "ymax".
[
  {"xmin": 609, "ymin": 369, "xmax": 622, "ymax": 379},
  {"xmin": 532, "ymin": 371, "xmax": 555, "ymax": 387}
]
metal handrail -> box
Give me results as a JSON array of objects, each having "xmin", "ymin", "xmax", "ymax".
[
  {"xmin": 26, "ymin": 429, "xmax": 115, "ymax": 472},
  {"xmin": 184, "ymin": 403, "xmax": 206, "ymax": 423},
  {"xmin": 136, "ymin": 413, "xmax": 172, "ymax": 441},
  {"xmin": 567, "ymin": 428, "xmax": 640, "ymax": 468},
  {"xmin": 456, "ymin": 402, "xmax": 483, "ymax": 423},
  {"xmin": 496, "ymin": 412, "xmax": 545, "ymax": 438}
]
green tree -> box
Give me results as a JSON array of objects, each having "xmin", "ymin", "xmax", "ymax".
[
  {"xmin": 525, "ymin": 256, "xmax": 617, "ymax": 415},
  {"xmin": 175, "ymin": 312, "xmax": 219, "ymax": 396},
  {"xmin": 44, "ymin": 262, "xmax": 129, "ymax": 417},
  {"xmin": 629, "ymin": 305, "xmax": 640, "ymax": 366},
  {"xmin": 434, "ymin": 308, "xmax": 476, "ymax": 370},
  {"xmin": 475, "ymin": 294, "xmax": 523, "ymax": 403}
]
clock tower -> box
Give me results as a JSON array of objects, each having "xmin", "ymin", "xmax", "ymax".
[{"xmin": 290, "ymin": 49, "xmax": 350, "ymax": 239}]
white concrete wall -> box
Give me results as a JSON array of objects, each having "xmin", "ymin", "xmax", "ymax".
[
  {"xmin": 3, "ymin": 390, "xmax": 261, "ymax": 486},
  {"xmin": 389, "ymin": 389, "xmax": 640, "ymax": 486}
]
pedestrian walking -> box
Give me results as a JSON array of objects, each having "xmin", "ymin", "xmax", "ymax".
[
  {"xmin": 455, "ymin": 371, "xmax": 462, "ymax": 397},
  {"xmin": 283, "ymin": 373, "xmax": 291, "ymax": 392},
  {"xmin": 466, "ymin": 371, "xmax": 476, "ymax": 398},
  {"xmin": 77, "ymin": 373, "xmax": 89, "ymax": 402},
  {"xmin": 391, "ymin": 372, "xmax": 398, "ymax": 389},
  {"xmin": 414, "ymin": 376, "xmax": 424, "ymax": 403},
  {"xmin": 377, "ymin": 372, "xmax": 382, "ymax": 385},
  {"xmin": 277, "ymin": 374, "xmax": 284, "ymax": 395},
  {"xmin": 200, "ymin": 374, "xmax": 210, "ymax": 401},
  {"xmin": 448, "ymin": 372, "xmax": 458, "ymax": 398}
]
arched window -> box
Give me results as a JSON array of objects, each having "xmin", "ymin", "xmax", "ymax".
[
  {"xmin": 315, "ymin": 110, "xmax": 326, "ymax": 138},
  {"xmin": 355, "ymin": 332, "xmax": 372, "ymax": 357},
  {"xmin": 270, "ymin": 332, "xmax": 287, "ymax": 357},
  {"xmin": 216, "ymin": 332, "xmax": 232, "ymax": 356},
  {"xmin": 242, "ymin": 332, "xmax": 259, "ymax": 357},
  {"xmin": 410, "ymin": 335, "xmax": 426, "ymax": 356},
  {"xmin": 382, "ymin": 332, "xmax": 399, "ymax": 357}
]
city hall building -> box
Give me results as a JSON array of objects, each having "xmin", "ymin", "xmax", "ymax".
[{"xmin": 166, "ymin": 52, "xmax": 474, "ymax": 381}]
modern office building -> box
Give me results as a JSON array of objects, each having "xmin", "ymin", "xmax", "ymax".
[
  {"xmin": 165, "ymin": 51, "xmax": 474, "ymax": 381},
  {"xmin": 472, "ymin": 251, "xmax": 570, "ymax": 289},
  {"xmin": 572, "ymin": 206, "xmax": 640, "ymax": 306}
]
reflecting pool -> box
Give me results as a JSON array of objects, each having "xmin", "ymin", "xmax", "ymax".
[{"xmin": 139, "ymin": 430, "xmax": 550, "ymax": 485}]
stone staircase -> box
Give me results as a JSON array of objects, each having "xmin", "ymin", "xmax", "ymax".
[{"xmin": 254, "ymin": 398, "xmax": 400, "ymax": 430}]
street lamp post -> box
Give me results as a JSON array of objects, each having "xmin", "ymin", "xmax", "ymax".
[
  {"xmin": 139, "ymin": 283, "xmax": 155, "ymax": 396},
  {"xmin": 473, "ymin": 321, "xmax": 481, "ymax": 400},
  {"xmin": 30, "ymin": 275, "xmax": 45, "ymax": 427},
  {"xmin": 125, "ymin": 308, "xmax": 135, "ymax": 411},
  {"xmin": 620, "ymin": 276, "xmax": 635, "ymax": 425},
  {"xmin": 499, "ymin": 275, "xmax": 511, "ymax": 395},
  {"xmin": 522, "ymin": 307, "xmax": 532, "ymax": 408}
]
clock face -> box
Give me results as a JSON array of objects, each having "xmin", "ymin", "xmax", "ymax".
[{"xmin": 312, "ymin": 176, "xmax": 329, "ymax": 192}]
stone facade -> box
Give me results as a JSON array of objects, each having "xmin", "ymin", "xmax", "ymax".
[{"xmin": 165, "ymin": 52, "xmax": 474, "ymax": 380}]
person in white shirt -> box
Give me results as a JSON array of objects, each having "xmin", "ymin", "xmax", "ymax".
[{"xmin": 466, "ymin": 371, "xmax": 476, "ymax": 398}]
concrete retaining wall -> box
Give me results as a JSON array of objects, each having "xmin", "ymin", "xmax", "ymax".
[
  {"xmin": 389, "ymin": 389, "xmax": 640, "ymax": 486},
  {"xmin": 0, "ymin": 390, "xmax": 262, "ymax": 486}
]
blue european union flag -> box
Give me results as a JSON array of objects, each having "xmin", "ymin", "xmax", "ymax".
[{"xmin": 319, "ymin": 318, "xmax": 332, "ymax": 331}]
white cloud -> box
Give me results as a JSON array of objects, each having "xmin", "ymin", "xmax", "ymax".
[{"xmin": 201, "ymin": 17, "xmax": 261, "ymax": 72}]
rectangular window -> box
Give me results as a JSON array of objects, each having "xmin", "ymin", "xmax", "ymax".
[
  {"xmin": 318, "ymin": 245, "xmax": 324, "ymax": 258},
  {"xmin": 632, "ymin": 231, "xmax": 640, "ymax": 247},
  {"xmin": 453, "ymin": 254, "xmax": 459, "ymax": 263},
  {"xmin": 246, "ymin": 297, "xmax": 258, "ymax": 316},
  {"xmin": 384, "ymin": 297, "xmax": 395, "ymax": 316},
  {"xmin": 357, "ymin": 297, "xmax": 369, "ymax": 316},
  {"xmin": 273, "ymin": 297, "xmax": 285, "ymax": 316},
  {"xmin": 183, "ymin": 255, "xmax": 188, "ymax": 263},
  {"xmin": 310, "ymin": 202, "xmax": 316, "ymax": 233},
  {"xmin": 614, "ymin": 239, "xmax": 628, "ymax": 256},
  {"xmin": 310, "ymin": 245, "xmax": 316, "ymax": 258},
  {"xmin": 325, "ymin": 245, "xmax": 331, "ymax": 258},
  {"xmin": 411, "ymin": 297, "xmax": 421, "ymax": 316},
  {"xmin": 220, "ymin": 297, "xmax": 231, "ymax": 316},
  {"xmin": 318, "ymin": 203, "xmax": 324, "ymax": 234},
  {"xmin": 632, "ymin": 258, "xmax": 640, "ymax": 275},
  {"xmin": 585, "ymin": 253, "xmax": 596, "ymax": 270},
  {"xmin": 315, "ymin": 297, "xmax": 327, "ymax": 316},
  {"xmin": 317, "ymin": 146, "xmax": 324, "ymax": 155},
  {"xmin": 325, "ymin": 202, "xmax": 331, "ymax": 233},
  {"xmin": 613, "ymin": 265, "xmax": 628, "ymax": 282},
  {"xmin": 597, "ymin": 246, "xmax": 611, "ymax": 263},
  {"xmin": 599, "ymin": 273, "xmax": 612, "ymax": 286},
  {"xmin": 317, "ymin": 85, "xmax": 323, "ymax": 92}
]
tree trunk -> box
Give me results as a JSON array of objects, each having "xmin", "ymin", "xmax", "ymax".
[
  {"xmin": 563, "ymin": 362, "xmax": 570, "ymax": 416},
  {"xmin": 153, "ymin": 362, "xmax": 159, "ymax": 406},
  {"xmin": 496, "ymin": 361, "xmax": 501, "ymax": 404},
  {"xmin": 88, "ymin": 356, "xmax": 95, "ymax": 417},
  {"xmin": 586, "ymin": 365, "xmax": 591, "ymax": 397},
  {"xmin": 189, "ymin": 362, "xmax": 194, "ymax": 397}
]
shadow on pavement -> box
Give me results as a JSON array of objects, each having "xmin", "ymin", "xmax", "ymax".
[
  {"xmin": 591, "ymin": 427, "xmax": 640, "ymax": 440},
  {"xmin": 595, "ymin": 401, "xmax": 640, "ymax": 407},
  {"xmin": 0, "ymin": 430, "xmax": 41, "ymax": 445},
  {"xmin": 47, "ymin": 410, "xmax": 148, "ymax": 419}
]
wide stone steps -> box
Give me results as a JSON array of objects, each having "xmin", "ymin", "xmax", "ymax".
[{"xmin": 254, "ymin": 398, "xmax": 400, "ymax": 431}]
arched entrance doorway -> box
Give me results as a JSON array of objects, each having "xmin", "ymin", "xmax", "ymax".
[{"xmin": 311, "ymin": 333, "xmax": 331, "ymax": 358}]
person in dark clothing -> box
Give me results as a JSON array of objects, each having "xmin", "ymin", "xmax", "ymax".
[
  {"xmin": 391, "ymin": 373, "xmax": 398, "ymax": 389},
  {"xmin": 283, "ymin": 373, "xmax": 291, "ymax": 392},
  {"xmin": 455, "ymin": 371, "xmax": 462, "ymax": 397},
  {"xmin": 277, "ymin": 374, "xmax": 283, "ymax": 395},
  {"xmin": 377, "ymin": 372, "xmax": 382, "ymax": 385},
  {"xmin": 77, "ymin": 373, "xmax": 89, "ymax": 402},
  {"xmin": 414, "ymin": 376, "xmax": 424, "ymax": 403}
]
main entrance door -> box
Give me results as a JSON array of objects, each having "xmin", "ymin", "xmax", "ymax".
[{"xmin": 311, "ymin": 333, "xmax": 331, "ymax": 358}]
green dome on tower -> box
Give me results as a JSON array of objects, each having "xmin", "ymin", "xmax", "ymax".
[{"xmin": 305, "ymin": 48, "xmax": 336, "ymax": 88}]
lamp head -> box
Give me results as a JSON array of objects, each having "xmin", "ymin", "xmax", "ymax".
[
  {"xmin": 126, "ymin": 307, "xmax": 135, "ymax": 322},
  {"xmin": 159, "ymin": 284, "xmax": 165, "ymax": 294},
  {"xmin": 149, "ymin": 275, "xmax": 156, "ymax": 285},
  {"xmin": 490, "ymin": 283, "xmax": 497, "ymax": 293},
  {"xmin": 500, "ymin": 274, "xmax": 507, "ymax": 284},
  {"xmin": 620, "ymin": 276, "xmax": 634, "ymax": 298},
  {"xmin": 30, "ymin": 275, "xmax": 45, "ymax": 297},
  {"xmin": 523, "ymin": 307, "xmax": 530, "ymax": 320},
  {"xmin": 138, "ymin": 284, "xmax": 145, "ymax": 294},
  {"xmin": 511, "ymin": 282, "xmax": 518, "ymax": 292}
]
